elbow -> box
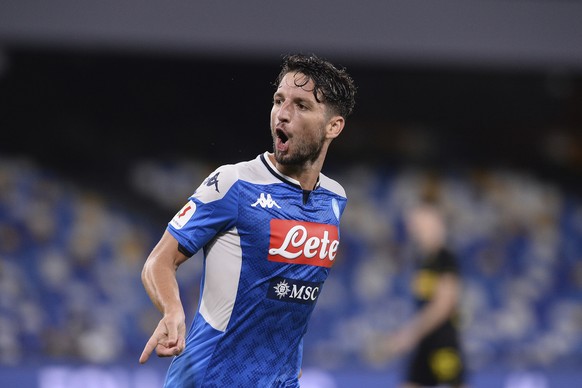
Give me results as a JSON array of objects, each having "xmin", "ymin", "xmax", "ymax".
[{"xmin": 141, "ymin": 258, "xmax": 153, "ymax": 287}]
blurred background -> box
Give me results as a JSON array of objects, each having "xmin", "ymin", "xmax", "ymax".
[{"xmin": 1, "ymin": 1, "xmax": 582, "ymax": 387}]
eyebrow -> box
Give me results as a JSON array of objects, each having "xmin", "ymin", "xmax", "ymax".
[{"xmin": 273, "ymin": 91, "xmax": 316, "ymax": 105}]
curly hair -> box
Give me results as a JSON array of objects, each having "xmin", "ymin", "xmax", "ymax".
[{"xmin": 274, "ymin": 54, "xmax": 357, "ymax": 119}]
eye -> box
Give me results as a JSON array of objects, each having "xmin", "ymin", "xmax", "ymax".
[
  {"xmin": 297, "ymin": 102, "xmax": 309, "ymax": 111},
  {"xmin": 273, "ymin": 97, "xmax": 283, "ymax": 106}
]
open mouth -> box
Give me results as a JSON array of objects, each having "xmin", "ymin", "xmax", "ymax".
[
  {"xmin": 276, "ymin": 129, "xmax": 289, "ymax": 144},
  {"xmin": 275, "ymin": 128, "xmax": 290, "ymax": 152}
]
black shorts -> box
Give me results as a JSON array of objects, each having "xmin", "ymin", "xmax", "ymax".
[{"xmin": 405, "ymin": 327, "xmax": 466, "ymax": 386}]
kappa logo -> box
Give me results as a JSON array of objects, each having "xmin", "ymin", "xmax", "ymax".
[
  {"xmin": 251, "ymin": 193, "xmax": 281, "ymax": 209},
  {"xmin": 204, "ymin": 172, "xmax": 220, "ymax": 193}
]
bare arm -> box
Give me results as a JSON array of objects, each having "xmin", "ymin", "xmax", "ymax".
[{"xmin": 139, "ymin": 230, "xmax": 190, "ymax": 364}]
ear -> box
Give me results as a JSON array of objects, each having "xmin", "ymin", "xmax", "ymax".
[{"xmin": 326, "ymin": 116, "xmax": 345, "ymax": 139}]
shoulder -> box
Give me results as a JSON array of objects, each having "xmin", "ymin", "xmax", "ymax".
[
  {"xmin": 192, "ymin": 154, "xmax": 278, "ymax": 203},
  {"xmin": 236, "ymin": 152, "xmax": 287, "ymax": 186},
  {"xmin": 191, "ymin": 163, "xmax": 238, "ymax": 203},
  {"xmin": 319, "ymin": 173, "xmax": 347, "ymax": 199}
]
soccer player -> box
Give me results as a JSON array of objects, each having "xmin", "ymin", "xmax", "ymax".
[
  {"xmin": 138, "ymin": 54, "xmax": 356, "ymax": 387},
  {"xmin": 386, "ymin": 203, "xmax": 468, "ymax": 388}
]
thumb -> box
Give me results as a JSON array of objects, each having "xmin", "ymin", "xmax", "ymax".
[{"xmin": 165, "ymin": 321, "xmax": 179, "ymax": 347}]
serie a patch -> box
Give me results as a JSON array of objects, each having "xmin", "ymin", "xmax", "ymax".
[{"xmin": 267, "ymin": 277, "xmax": 323, "ymax": 305}]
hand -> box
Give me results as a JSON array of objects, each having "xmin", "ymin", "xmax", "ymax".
[{"xmin": 139, "ymin": 311, "xmax": 186, "ymax": 364}]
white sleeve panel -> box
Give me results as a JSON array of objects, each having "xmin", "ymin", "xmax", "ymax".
[{"xmin": 199, "ymin": 227, "xmax": 242, "ymax": 332}]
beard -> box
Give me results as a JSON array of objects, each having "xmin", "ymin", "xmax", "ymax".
[{"xmin": 273, "ymin": 129, "xmax": 326, "ymax": 166}]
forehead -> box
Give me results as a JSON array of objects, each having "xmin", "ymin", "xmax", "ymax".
[{"xmin": 277, "ymin": 72, "xmax": 317, "ymax": 99}]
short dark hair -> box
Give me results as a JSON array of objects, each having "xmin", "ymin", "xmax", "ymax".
[{"xmin": 275, "ymin": 54, "xmax": 356, "ymax": 119}]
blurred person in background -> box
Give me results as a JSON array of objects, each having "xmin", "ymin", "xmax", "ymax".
[
  {"xmin": 138, "ymin": 54, "xmax": 356, "ymax": 387},
  {"xmin": 377, "ymin": 201, "xmax": 468, "ymax": 388}
]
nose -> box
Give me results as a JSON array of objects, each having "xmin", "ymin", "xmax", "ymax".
[{"xmin": 276, "ymin": 101, "xmax": 291, "ymax": 123}]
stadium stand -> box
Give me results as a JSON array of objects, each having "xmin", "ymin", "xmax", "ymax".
[{"xmin": 1, "ymin": 157, "xmax": 581, "ymax": 386}]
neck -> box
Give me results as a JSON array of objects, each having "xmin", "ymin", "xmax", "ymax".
[{"xmin": 268, "ymin": 153, "xmax": 324, "ymax": 190}]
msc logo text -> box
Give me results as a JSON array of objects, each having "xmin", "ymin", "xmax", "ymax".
[{"xmin": 267, "ymin": 277, "xmax": 323, "ymax": 305}]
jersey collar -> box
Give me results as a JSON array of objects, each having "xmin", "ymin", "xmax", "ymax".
[{"xmin": 260, "ymin": 152, "xmax": 321, "ymax": 191}]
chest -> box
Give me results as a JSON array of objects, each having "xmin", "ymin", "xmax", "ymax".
[{"xmin": 236, "ymin": 184, "xmax": 341, "ymax": 271}]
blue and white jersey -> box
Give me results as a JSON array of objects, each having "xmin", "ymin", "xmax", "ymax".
[{"xmin": 165, "ymin": 152, "xmax": 347, "ymax": 388}]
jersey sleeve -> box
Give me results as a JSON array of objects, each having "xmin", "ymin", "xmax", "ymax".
[{"xmin": 167, "ymin": 164, "xmax": 240, "ymax": 256}]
